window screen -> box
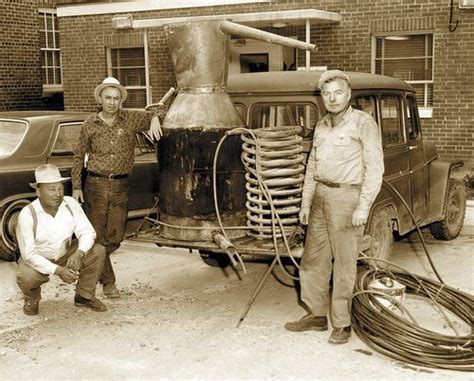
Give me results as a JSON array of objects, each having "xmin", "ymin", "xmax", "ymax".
[
  {"xmin": 109, "ymin": 47, "xmax": 147, "ymax": 109},
  {"xmin": 39, "ymin": 9, "xmax": 62, "ymax": 86},
  {"xmin": 374, "ymin": 34, "xmax": 433, "ymax": 108}
]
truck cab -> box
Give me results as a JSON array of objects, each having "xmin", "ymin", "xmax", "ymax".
[{"xmin": 227, "ymin": 71, "xmax": 466, "ymax": 261}]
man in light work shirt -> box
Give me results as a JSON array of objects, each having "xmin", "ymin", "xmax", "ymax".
[
  {"xmin": 72, "ymin": 77, "xmax": 163, "ymax": 299},
  {"xmin": 285, "ymin": 70, "xmax": 384, "ymax": 344},
  {"xmin": 16, "ymin": 164, "xmax": 106, "ymax": 315}
]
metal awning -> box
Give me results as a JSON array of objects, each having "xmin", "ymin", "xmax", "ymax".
[{"xmin": 132, "ymin": 9, "xmax": 341, "ymax": 29}]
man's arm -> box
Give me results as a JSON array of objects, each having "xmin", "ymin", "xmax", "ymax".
[
  {"xmin": 16, "ymin": 207, "xmax": 58, "ymax": 275},
  {"xmin": 352, "ymin": 114, "xmax": 384, "ymax": 226},
  {"xmin": 66, "ymin": 197, "xmax": 96, "ymax": 255},
  {"xmin": 299, "ymin": 136, "xmax": 318, "ymax": 225}
]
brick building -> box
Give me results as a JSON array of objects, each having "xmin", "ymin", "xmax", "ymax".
[
  {"xmin": 0, "ymin": 0, "xmax": 63, "ymax": 110},
  {"xmin": 1, "ymin": 0, "xmax": 473, "ymax": 168}
]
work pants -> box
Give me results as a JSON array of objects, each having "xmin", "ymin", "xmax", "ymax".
[
  {"xmin": 16, "ymin": 241, "xmax": 106, "ymax": 301},
  {"xmin": 84, "ymin": 176, "xmax": 129, "ymax": 285},
  {"xmin": 300, "ymin": 183, "xmax": 364, "ymax": 328}
]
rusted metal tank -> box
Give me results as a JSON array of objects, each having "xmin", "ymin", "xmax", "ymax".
[{"xmin": 158, "ymin": 20, "xmax": 316, "ymax": 241}]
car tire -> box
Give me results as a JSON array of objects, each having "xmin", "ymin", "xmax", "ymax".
[
  {"xmin": 0, "ymin": 199, "xmax": 30, "ymax": 261},
  {"xmin": 198, "ymin": 250, "xmax": 231, "ymax": 268},
  {"xmin": 365, "ymin": 208, "xmax": 393, "ymax": 264},
  {"xmin": 430, "ymin": 179, "xmax": 466, "ymax": 240}
]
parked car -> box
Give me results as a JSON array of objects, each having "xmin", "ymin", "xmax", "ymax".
[
  {"xmin": 226, "ymin": 71, "xmax": 467, "ymax": 262},
  {"xmin": 0, "ymin": 111, "xmax": 158, "ymax": 261}
]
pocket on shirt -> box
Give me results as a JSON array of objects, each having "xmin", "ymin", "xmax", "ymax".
[{"xmin": 332, "ymin": 135, "xmax": 356, "ymax": 160}]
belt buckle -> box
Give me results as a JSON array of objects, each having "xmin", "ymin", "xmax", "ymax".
[{"xmin": 108, "ymin": 173, "xmax": 115, "ymax": 180}]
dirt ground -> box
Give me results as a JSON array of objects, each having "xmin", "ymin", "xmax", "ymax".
[{"xmin": 0, "ymin": 204, "xmax": 473, "ymax": 380}]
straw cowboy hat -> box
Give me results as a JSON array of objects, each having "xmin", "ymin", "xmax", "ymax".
[
  {"xmin": 29, "ymin": 164, "xmax": 70, "ymax": 189},
  {"xmin": 94, "ymin": 77, "xmax": 128, "ymax": 104}
]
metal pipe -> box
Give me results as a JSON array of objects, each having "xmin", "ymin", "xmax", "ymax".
[{"xmin": 219, "ymin": 20, "xmax": 317, "ymax": 52}]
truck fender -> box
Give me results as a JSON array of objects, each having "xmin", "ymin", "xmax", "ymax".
[{"xmin": 426, "ymin": 161, "xmax": 460, "ymax": 224}]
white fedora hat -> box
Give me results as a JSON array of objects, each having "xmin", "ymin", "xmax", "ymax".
[
  {"xmin": 94, "ymin": 77, "xmax": 128, "ymax": 104},
  {"xmin": 30, "ymin": 164, "xmax": 70, "ymax": 189}
]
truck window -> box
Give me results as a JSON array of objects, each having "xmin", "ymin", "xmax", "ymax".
[
  {"xmin": 249, "ymin": 103, "xmax": 319, "ymax": 137},
  {"xmin": 406, "ymin": 95, "xmax": 421, "ymax": 140},
  {"xmin": 380, "ymin": 95, "xmax": 404, "ymax": 147},
  {"xmin": 352, "ymin": 95, "xmax": 377, "ymax": 119}
]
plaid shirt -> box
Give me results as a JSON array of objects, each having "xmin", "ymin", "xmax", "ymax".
[
  {"xmin": 72, "ymin": 109, "xmax": 152, "ymax": 190},
  {"xmin": 301, "ymin": 107, "xmax": 384, "ymax": 215}
]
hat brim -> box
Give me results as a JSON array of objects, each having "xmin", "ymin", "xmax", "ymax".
[
  {"xmin": 94, "ymin": 83, "xmax": 128, "ymax": 104},
  {"xmin": 30, "ymin": 177, "xmax": 70, "ymax": 189}
]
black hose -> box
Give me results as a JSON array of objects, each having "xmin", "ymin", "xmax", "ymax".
[{"xmin": 351, "ymin": 263, "xmax": 473, "ymax": 371}]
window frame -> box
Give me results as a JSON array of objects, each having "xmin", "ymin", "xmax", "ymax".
[
  {"xmin": 106, "ymin": 42, "xmax": 151, "ymax": 110},
  {"xmin": 372, "ymin": 32, "xmax": 434, "ymax": 118},
  {"xmin": 378, "ymin": 92, "xmax": 407, "ymax": 149},
  {"xmin": 50, "ymin": 122, "xmax": 84, "ymax": 157},
  {"xmin": 38, "ymin": 8, "xmax": 63, "ymax": 92}
]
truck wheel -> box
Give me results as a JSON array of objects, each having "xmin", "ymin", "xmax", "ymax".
[
  {"xmin": 365, "ymin": 208, "xmax": 393, "ymax": 263},
  {"xmin": 0, "ymin": 199, "xmax": 30, "ymax": 261},
  {"xmin": 199, "ymin": 250, "xmax": 230, "ymax": 268},
  {"xmin": 430, "ymin": 179, "xmax": 466, "ymax": 240}
]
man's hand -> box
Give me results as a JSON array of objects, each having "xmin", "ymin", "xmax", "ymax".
[
  {"xmin": 299, "ymin": 208, "xmax": 310, "ymax": 225},
  {"xmin": 66, "ymin": 250, "xmax": 84, "ymax": 271},
  {"xmin": 73, "ymin": 189, "xmax": 84, "ymax": 203},
  {"xmin": 352, "ymin": 208, "xmax": 368, "ymax": 227},
  {"xmin": 149, "ymin": 115, "xmax": 163, "ymax": 141},
  {"xmin": 55, "ymin": 266, "xmax": 79, "ymax": 284}
]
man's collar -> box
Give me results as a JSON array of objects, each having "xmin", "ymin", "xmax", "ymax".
[{"xmin": 93, "ymin": 109, "xmax": 124, "ymax": 123}]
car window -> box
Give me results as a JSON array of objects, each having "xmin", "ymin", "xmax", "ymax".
[
  {"xmin": 352, "ymin": 95, "xmax": 377, "ymax": 120},
  {"xmin": 249, "ymin": 103, "xmax": 319, "ymax": 138},
  {"xmin": 406, "ymin": 94, "xmax": 421, "ymax": 141},
  {"xmin": 51, "ymin": 122, "xmax": 83, "ymax": 155},
  {"xmin": 380, "ymin": 95, "xmax": 405, "ymax": 147},
  {"xmin": 0, "ymin": 120, "xmax": 28, "ymax": 158}
]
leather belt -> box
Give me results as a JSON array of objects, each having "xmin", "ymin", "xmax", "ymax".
[
  {"xmin": 87, "ymin": 171, "xmax": 128, "ymax": 180},
  {"xmin": 318, "ymin": 180, "xmax": 360, "ymax": 188}
]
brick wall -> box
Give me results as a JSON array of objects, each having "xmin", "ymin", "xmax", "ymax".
[
  {"xmin": 0, "ymin": 0, "xmax": 63, "ymax": 110},
  {"xmin": 58, "ymin": 0, "xmax": 473, "ymax": 168}
]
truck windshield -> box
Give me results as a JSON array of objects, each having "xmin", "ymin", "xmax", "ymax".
[{"xmin": 0, "ymin": 120, "xmax": 27, "ymax": 158}]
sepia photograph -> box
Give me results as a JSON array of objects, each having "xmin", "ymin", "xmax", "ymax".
[{"xmin": 0, "ymin": 0, "xmax": 472, "ymax": 380}]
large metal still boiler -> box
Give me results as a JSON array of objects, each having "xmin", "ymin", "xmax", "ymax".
[{"xmin": 157, "ymin": 21, "xmax": 315, "ymax": 242}]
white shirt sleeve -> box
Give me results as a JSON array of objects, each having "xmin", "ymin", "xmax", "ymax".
[
  {"xmin": 16, "ymin": 207, "xmax": 58, "ymax": 275},
  {"xmin": 65, "ymin": 197, "xmax": 96, "ymax": 255}
]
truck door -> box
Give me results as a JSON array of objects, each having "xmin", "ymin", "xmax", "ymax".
[{"xmin": 405, "ymin": 94, "xmax": 428, "ymax": 222}]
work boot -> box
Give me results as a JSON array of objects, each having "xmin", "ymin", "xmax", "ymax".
[
  {"xmin": 284, "ymin": 314, "xmax": 328, "ymax": 332},
  {"xmin": 74, "ymin": 295, "xmax": 107, "ymax": 312},
  {"xmin": 23, "ymin": 298, "xmax": 39, "ymax": 316},
  {"xmin": 328, "ymin": 326, "xmax": 352, "ymax": 344},
  {"xmin": 103, "ymin": 283, "xmax": 120, "ymax": 298}
]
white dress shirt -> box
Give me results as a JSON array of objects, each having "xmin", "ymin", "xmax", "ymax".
[{"xmin": 16, "ymin": 196, "xmax": 96, "ymax": 275}]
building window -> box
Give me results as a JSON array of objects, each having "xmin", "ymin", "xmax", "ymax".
[
  {"xmin": 39, "ymin": 9, "xmax": 62, "ymax": 90},
  {"xmin": 373, "ymin": 34, "xmax": 433, "ymax": 116},
  {"xmin": 107, "ymin": 47, "xmax": 147, "ymax": 109}
]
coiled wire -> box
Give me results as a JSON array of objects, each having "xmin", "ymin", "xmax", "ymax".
[
  {"xmin": 352, "ymin": 259, "xmax": 474, "ymax": 372},
  {"xmin": 241, "ymin": 126, "xmax": 305, "ymax": 239}
]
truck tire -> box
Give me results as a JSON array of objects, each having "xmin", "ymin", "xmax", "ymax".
[
  {"xmin": 430, "ymin": 179, "xmax": 466, "ymax": 240},
  {"xmin": 0, "ymin": 199, "xmax": 30, "ymax": 261},
  {"xmin": 199, "ymin": 250, "xmax": 230, "ymax": 268},
  {"xmin": 365, "ymin": 208, "xmax": 393, "ymax": 263}
]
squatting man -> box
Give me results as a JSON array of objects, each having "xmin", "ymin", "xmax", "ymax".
[
  {"xmin": 285, "ymin": 70, "xmax": 384, "ymax": 344},
  {"xmin": 16, "ymin": 164, "xmax": 107, "ymax": 315}
]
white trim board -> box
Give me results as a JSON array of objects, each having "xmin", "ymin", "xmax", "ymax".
[{"xmin": 57, "ymin": 0, "xmax": 273, "ymax": 17}]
